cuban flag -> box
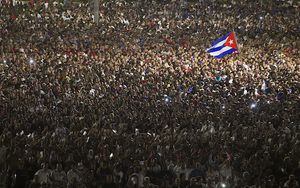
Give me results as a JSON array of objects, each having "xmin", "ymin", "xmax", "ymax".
[{"xmin": 206, "ymin": 32, "xmax": 238, "ymax": 58}]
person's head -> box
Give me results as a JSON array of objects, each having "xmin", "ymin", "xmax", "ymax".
[
  {"xmin": 267, "ymin": 175, "xmax": 275, "ymax": 185},
  {"xmin": 56, "ymin": 163, "xmax": 63, "ymax": 171},
  {"xmin": 41, "ymin": 163, "xmax": 48, "ymax": 170},
  {"xmin": 77, "ymin": 162, "xmax": 84, "ymax": 170},
  {"xmin": 88, "ymin": 149, "xmax": 93, "ymax": 156},
  {"xmin": 289, "ymin": 174, "xmax": 295, "ymax": 181},
  {"xmin": 190, "ymin": 177, "xmax": 197, "ymax": 185},
  {"xmin": 243, "ymin": 171, "xmax": 250, "ymax": 181},
  {"xmin": 143, "ymin": 176, "xmax": 150, "ymax": 186},
  {"xmin": 130, "ymin": 175, "xmax": 138, "ymax": 186}
]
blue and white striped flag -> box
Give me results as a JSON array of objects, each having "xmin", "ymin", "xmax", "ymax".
[{"xmin": 206, "ymin": 32, "xmax": 238, "ymax": 58}]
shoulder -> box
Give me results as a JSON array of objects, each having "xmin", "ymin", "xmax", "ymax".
[{"xmin": 34, "ymin": 169, "xmax": 43, "ymax": 175}]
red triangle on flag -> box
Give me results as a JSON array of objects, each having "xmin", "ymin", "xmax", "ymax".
[{"xmin": 224, "ymin": 32, "xmax": 238, "ymax": 49}]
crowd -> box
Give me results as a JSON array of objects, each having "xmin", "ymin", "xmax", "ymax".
[{"xmin": 0, "ymin": 0, "xmax": 299, "ymax": 187}]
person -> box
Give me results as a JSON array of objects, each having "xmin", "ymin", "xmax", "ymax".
[
  {"xmin": 102, "ymin": 174, "xmax": 117, "ymax": 188},
  {"xmin": 189, "ymin": 162, "xmax": 205, "ymax": 180},
  {"xmin": 187, "ymin": 177, "xmax": 200, "ymax": 188},
  {"xmin": 179, "ymin": 173, "xmax": 188, "ymax": 188},
  {"xmin": 10, "ymin": 159, "xmax": 30, "ymax": 188},
  {"xmin": 113, "ymin": 164, "xmax": 124, "ymax": 186},
  {"xmin": 143, "ymin": 176, "xmax": 151, "ymax": 188},
  {"xmin": 263, "ymin": 175, "xmax": 278, "ymax": 188},
  {"xmin": 0, "ymin": 167, "xmax": 8, "ymax": 188},
  {"xmin": 34, "ymin": 163, "xmax": 52, "ymax": 186},
  {"xmin": 284, "ymin": 174, "xmax": 299, "ymax": 188},
  {"xmin": 49, "ymin": 163, "xmax": 67, "ymax": 188},
  {"xmin": 292, "ymin": 161, "xmax": 300, "ymax": 181},
  {"xmin": 0, "ymin": 144, "xmax": 7, "ymax": 169},
  {"xmin": 219, "ymin": 160, "xmax": 232, "ymax": 182},
  {"xmin": 126, "ymin": 174, "xmax": 139, "ymax": 188},
  {"xmin": 67, "ymin": 163, "xmax": 83, "ymax": 188},
  {"xmin": 171, "ymin": 178, "xmax": 181, "ymax": 188},
  {"xmin": 28, "ymin": 175, "xmax": 41, "ymax": 188}
]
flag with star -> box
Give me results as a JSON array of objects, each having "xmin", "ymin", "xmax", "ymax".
[{"xmin": 206, "ymin": 32, "xmax": 238, "ymax": 58}]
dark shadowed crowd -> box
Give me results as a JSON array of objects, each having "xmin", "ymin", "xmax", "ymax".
[{"xmin": 0, "ymin": 0, "xmax": 300, "ymax": 187}]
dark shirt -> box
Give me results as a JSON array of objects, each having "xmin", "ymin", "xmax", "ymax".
[
  {"xmin": 102, "ymin": 182, "xmax": 118, "ymax": 188},
  {"xmin": 14, "ymin": 169, "xmax": 30, "ymax": 188}
]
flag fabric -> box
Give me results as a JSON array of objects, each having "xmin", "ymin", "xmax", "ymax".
[{"xmin": 206, "ymin": 32, "xmax": 238, "ymax": 58}]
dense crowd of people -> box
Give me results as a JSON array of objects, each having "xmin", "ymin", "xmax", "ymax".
[{"xmin": 0, "ymin": 0, "xmax": 299, "ymax": 187}]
